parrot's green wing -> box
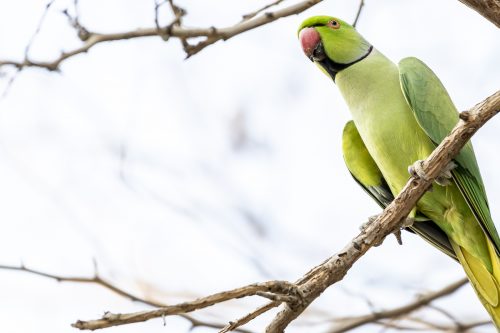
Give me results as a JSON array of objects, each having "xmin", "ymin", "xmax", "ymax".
[
  {"xmin": 342, "ymin": 121, "xmax": 457, "ymax": 260},
  {"xmin": 398, "ymin": 57, "xmax": 500, "ymax": 254},
  {"xmin": 342, "ymin": 121, "xmax": 393, "ymax": 207}
]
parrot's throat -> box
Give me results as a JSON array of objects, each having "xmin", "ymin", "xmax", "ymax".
[{"xmin": 317, "ymin": 45, "xmax": 373, "ymax": 82}]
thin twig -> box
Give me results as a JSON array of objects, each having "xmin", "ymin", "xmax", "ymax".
[
  {"xmin": 406, "ymin": 316, "xmax": 492, "ymax": 332},
  {"xmin": 219, "ymin": 302, "xmax": 278, "ymax": 333},
  {"xmin": 352, "ymin": 0, "xmax": 365, "ymax": 27},
  {"xmin": 154, "ymin": 0, "xmax": 167, "ymax": 33},
  {"xmin": 241, "ymin": 0, "xmax": 285, "ymax": 21},
  {"xmin": 2, "ymin": 0, "xmax": 56, "ymax": 97},
  {"xmin": 327, "ymin": 278, "xmax": 468, "ymax": 333}
]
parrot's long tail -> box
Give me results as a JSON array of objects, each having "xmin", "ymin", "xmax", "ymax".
[{"xmin": 451, "ymin": 238, "xmax": 500, "ymax": 329}]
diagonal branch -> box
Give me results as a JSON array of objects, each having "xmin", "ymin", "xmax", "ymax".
[
  {"xmin": 264, "ymin": 91, "xmax": 500, "ymax": 332},
  {"xmin": 219, "ymin": 302, "xmax": 279, "ymax": 333},
  {"xmin": 458, "ymin": 0, "xmax": 500, "ymax": 28}
]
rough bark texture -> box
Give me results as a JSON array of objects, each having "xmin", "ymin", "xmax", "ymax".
[{"xmin": 458, "ymin": 0, "xmax": 500, "ymax": 27}]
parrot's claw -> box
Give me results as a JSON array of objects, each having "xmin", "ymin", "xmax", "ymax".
[
  {"xmin": 361, "ymin": 216, "xmax": 413, "ymax": 246},
  {"xmin": 408, "ymin": 160, "xmax": 456, "ymax": 186},
  {"xmin": 393, "ymin": 229, "xmax": 403, "ymax": 245},
  {"xmin": 435, "ymin": 161, "xmax": 457, "ymax": 186},
  {"xmin": 393, "ymin": 217, "xmax": 415, "ymax": 245}
]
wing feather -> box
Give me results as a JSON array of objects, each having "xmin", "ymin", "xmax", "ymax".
[{"xmin": 398, "ymin": 57, "xmax": 500, "ymax": 254}]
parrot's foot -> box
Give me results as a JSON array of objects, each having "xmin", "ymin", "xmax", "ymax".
[
  {"xmin": 360, "ymin": 215, "xmax": 413, "ymax": 246},
  {"xmin": 408, "ymin": 160, "xmax": 456, "ymax": 186}
]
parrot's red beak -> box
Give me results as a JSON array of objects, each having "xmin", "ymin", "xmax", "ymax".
[{"xmin": 299, "ymin": 27, "xmax": 323, "ymax": 61}]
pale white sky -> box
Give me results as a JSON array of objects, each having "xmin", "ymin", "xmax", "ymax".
[{"xmin": 0, "ymin": 1, "xmax": 499, "ymax": 332}]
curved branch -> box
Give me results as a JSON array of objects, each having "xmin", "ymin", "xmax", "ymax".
[
  {"xmin": 1, "ymin": 0, "xmax": 497, "ymax": 72},
  {"xmin": 0, "ymin": 0, "xmax": 323, "ymax": 72},
  {"xmin": 0, "ymin": 264, "xmax": 254, "ymax": 333},
  {"xmin": 72, "ymin": 280, "xmax": 301, "ymax": 330}
]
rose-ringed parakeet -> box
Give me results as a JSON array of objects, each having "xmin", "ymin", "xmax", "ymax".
[{"xmin": 298, "ymin": 16, "xmax": 500, "ymax": 326}]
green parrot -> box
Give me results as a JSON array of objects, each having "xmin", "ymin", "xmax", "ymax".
[{"xmin": 298, "ymin": 16, "xmax": 500, "ymax": 326}]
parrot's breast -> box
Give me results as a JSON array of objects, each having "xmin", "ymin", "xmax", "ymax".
[{"xmin": 336, "ymin": 49, "xmax": 433, "ymax": 194}]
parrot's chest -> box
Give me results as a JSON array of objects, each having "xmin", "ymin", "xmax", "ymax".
[
  {"xmin": 351, "ymin": 94, "xmax": 429, "ymax": 190},
  {"xmin": 337, "ymin": 54, "xmax": 434, "ymax": 193}
]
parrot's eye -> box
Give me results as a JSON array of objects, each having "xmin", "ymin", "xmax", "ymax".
[{"xmin": 328, "ymin": 20, "xmax": 340, "ymax": 29}]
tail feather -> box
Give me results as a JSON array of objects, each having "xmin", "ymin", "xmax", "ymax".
[{"xmin": 451, "ymin": 238, "xmax": 500, "ymax": 328}]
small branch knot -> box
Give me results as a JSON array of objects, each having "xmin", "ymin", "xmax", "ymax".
[
  {"xmin": 459, "ymin": 111, "xmax": 471, "ymax": 121},
  {"xmin": 77, "ymin": 27, "xmax": 90, "ymax": 41},
  {"xmin": 102, "ymin": 311, "xmax": 120, "ymax": 321}
]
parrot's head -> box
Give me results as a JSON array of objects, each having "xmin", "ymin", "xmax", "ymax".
[{"xmin": 298, "ymin": 16, "xmax": 372, "ymax": 81}]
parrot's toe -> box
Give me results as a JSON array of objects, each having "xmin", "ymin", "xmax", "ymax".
[
  {"xmin": 408, "ymin": 159, "xmax": 429, "ymax": 180},
  {"xmin": 408, "ymin": 160, "xmax": 456, "ymax": 186},
  {"xmin": 393, "ymin": 229, "xmax": 403, "ymax": 245},
  {"xmin": 435, "ymin": 161, "xmax": 457, "ymax": 186},
  {"xmin": 360, "ymin": 216, "xmax": 414, "ymax": 246},
  {"xmin": 393, "ymin": 217, "xmax": 414, "ymax": 245}
]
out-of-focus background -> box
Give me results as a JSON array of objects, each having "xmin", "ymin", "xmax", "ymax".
[{"xmin": 0, "ymin": 0, "xmax": 499, "ymax": 332}]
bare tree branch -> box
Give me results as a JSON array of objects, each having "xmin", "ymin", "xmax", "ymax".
[
  {"xmin": 72, "ymin": 280, "xmax": 302, "ymax": 330},
  {"xmin": 0, "ymin": 0, "xmax": 324, "ymax": 72},
  {"xmin": 405, "ymin": 316, "xmax": 492, "ymax": 332},
  {"xmin": 352, "ymin": 0, "xmax": 365, "ymax": 27},
  {"xmin": 241, "ymin": 0, "xmax": 286, "ymax": 21},
  {"xmin": 0, "ymin": 0, "xmax": 497, "ymax": 75},
  {"xmin": 458, "ymin": 0, "xmax": 500, "ymax": 28},
  {"xmin": 0, "ymin": 264, "xmax": 254, "ymax": 333},
  {"xmin": 219, "ymin": 302, "xmax": 278, "ymax": 333},
  {"xmin": 1, "ymin": 0, "xmax": 56, "ymax": 96},
  {"xmin": 328, "ymin": 278, "xmax": 469, "ymax": 333}
]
